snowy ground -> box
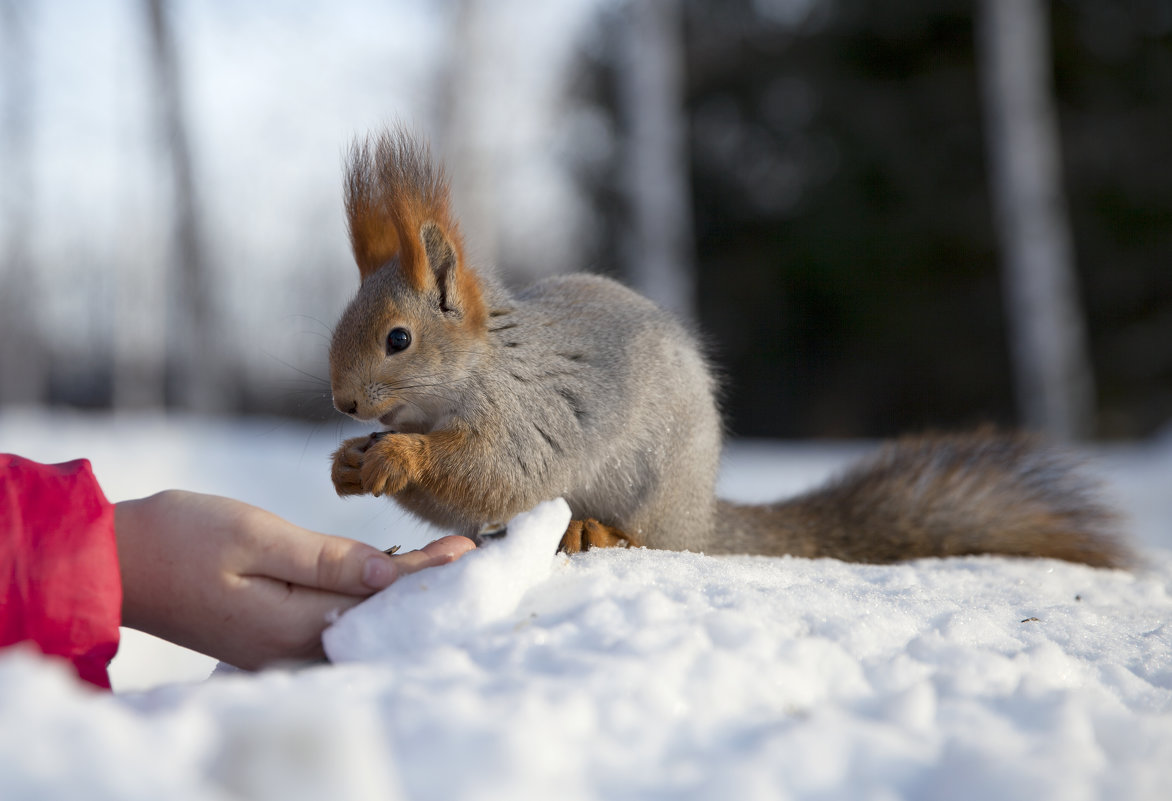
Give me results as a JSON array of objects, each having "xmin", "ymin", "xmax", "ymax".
[{"xmin": 1, "ymin": 409, "xmax": 1171, "ymax": 800}]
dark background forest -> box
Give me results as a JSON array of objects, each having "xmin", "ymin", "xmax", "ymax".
[{"xmin": 673, "ymin": 0, "xmax": 1172, "ymax": 439}]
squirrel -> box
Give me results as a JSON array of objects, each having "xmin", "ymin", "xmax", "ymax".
[{"xmin": 327, "ymin": 128, "xmax": 1129, "ymax": 569}]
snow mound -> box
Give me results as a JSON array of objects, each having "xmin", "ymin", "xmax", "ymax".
[
  {"xmin": 324, "ymin": 498, "xmax": 571, "ymax": 661},
  {"xmin": 4, "ymin": 412, "xmax": 1172, "ymax": 800}
]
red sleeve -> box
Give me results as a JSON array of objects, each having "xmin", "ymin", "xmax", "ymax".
[{"xmin": 0, "ymin": 454, "xmax": 122, "ymax": 689}]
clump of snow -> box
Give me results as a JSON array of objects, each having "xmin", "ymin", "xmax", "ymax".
[
  {"xmin": 324, "ymin": 498, "xmax": 570, "ymax": 661},
  {"xmin": 2, "ymin": 411, "xmax": 1172, "ymax": 799}
]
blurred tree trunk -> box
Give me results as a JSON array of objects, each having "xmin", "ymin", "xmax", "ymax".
[
  {"xmin": 977, "ymin": 0, "xmax": 1095, "ymax": 439},
  {"xmin": 617, "ymin": 0, "xmax": 695, "ymax": 320},
  {"xmin": 0, "ymin": 0, "xmax": 47, "ymax": 406},
  {"xmin": 437, "ymin": 0, "xmax": 502, "ymax": 275},
  {"xmin": 143, "ymin": 0, "xmax": 221, "ymax": 412}
]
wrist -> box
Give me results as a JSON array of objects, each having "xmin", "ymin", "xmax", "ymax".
[
  {"xmin": 113, "ymin": 496, "xmax": 151, "ymax": 632},
  {"xmin": 113, "ymin": 492, "xmax": 185, "ymax": 635}
]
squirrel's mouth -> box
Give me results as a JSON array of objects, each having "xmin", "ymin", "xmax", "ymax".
[
  {"xmin": 378, "ymin": 405, "xmax": 429, "ymax": 435},
  {"xmin": 378, "ymin": 407, "xmax": 403, "ymax": 430}
]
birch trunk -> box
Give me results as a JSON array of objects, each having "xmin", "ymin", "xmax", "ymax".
[
  {"xmin": 143, "ymin": 0, "xmax": 220, "ymax": 411},
  {"xmin": 617, "ymin": 0, "xmax": 696, "ymax": 321},
  {"xmin": 978, "ymin": 0, "xmax": 1095, "ymax": 438},
  {"xmin": 0, "ymin": 1, "xmax": 47, "ymax": 406}
]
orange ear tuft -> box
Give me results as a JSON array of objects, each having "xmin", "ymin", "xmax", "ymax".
[
  {"xmin": 345, "ymin": 138, "xmax": 401, "ymax": 280},
  {"xmin": 344, "ymin": 129, "xmax": 452, "ymax": 289}
]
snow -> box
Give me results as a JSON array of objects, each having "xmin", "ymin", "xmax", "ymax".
[
  {"xmin": 2, "ymin": 410, "xmax": 1172, "ymax": 800},
  {"xmin": 323, "ymin": 498, "xmax": 571, "ymax": 662}
]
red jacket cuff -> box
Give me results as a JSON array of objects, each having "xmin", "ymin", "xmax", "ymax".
[{"xmin": 1, "ymin": 454, "xmax": 122, "ymax": 689}]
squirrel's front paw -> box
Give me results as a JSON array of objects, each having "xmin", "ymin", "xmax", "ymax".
[
  {"xmin": 359, "ymin": 433, "xmax": 423, "ymax": 497},
  {"xmin": 331, "ymin": 435, "xmax": 376, "ymax": 496},
  {"xmin": 331, "ymin": 432, "xmax": 423, "ymax": 498}
]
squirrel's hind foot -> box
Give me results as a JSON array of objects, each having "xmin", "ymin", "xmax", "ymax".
[{"xmin": 559, "ymin": 519, "xmax": 641, "ymax": 554}]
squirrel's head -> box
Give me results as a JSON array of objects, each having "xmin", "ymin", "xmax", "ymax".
[{"xmin": 329, "ymin": 129, "xmax": 487, "ymax": 431}]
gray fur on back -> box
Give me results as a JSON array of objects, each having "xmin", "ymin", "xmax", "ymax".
[{"xmin": 454, "ymin": 273, "xmax": 722, "ymax": 549}]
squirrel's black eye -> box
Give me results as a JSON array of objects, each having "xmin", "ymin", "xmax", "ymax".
[{"xmin": 386, "ymin": 327, "xmax": 411, "ymax": 354}]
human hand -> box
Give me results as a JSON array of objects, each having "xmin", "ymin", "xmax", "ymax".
[{"xmin": 114, "ymin": 490, "xmax": 474, "ymax": 669}]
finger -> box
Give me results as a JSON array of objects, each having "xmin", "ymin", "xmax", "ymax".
[
  {"xmin": 421, "ymin": 534, "xmax": 477, "ymax": 559},
  {"xmin": 247, "ymin": 521, "xmax": 399, "ymax": 595},
  {"xmin": 386, "ymin": 535, "xmax": 476, "ymax": 579},
  {"xmin": 252, "ymin": 524, "xmax": 475, "ymax": 597},
  {"xmin": 227, "ymin": 579, "xmax": 370, "ymax": 669},
  {"xmin": 417, "ymin": 534, "xmax": 476, "ymax": 562}
]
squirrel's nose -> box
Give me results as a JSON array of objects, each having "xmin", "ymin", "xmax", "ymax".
[{"xmin": 334, "ymin": 396, "xmax": 359, "ymax": 417}]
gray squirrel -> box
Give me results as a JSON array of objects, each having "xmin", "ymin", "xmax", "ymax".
[{"xmin": 328, "ymin": 128, "xmax": 1128, "ymax": 568}]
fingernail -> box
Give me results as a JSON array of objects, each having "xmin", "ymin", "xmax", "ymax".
[{"xmin": 362, "ymin": 555, "xmax": 395, "ymax": 589}]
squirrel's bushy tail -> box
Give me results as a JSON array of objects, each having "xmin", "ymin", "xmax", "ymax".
[{"xmin": 714, "ymin": 429, "xmax": 1130, "ymax": 568}]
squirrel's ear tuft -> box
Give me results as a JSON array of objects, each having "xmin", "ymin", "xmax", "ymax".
[
  {"xmin": 343, "ymin": 127, "xmax": 486, "ymax": 327},
  {"xmin": 345, "ymin": 136, "xmax": 402, "ymax": 281},
  {"xmin": 343, "ymin": 128, "xmax": 446, "ymax": 287}
]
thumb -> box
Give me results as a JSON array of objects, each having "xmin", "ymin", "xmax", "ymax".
[
  {"xmin": 293, "ymin": 535, "xmax": 398, "ymax": 595},
  {"xmin": 265, "ymin": 529, "xmax": 478, "ymax": 595}
]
